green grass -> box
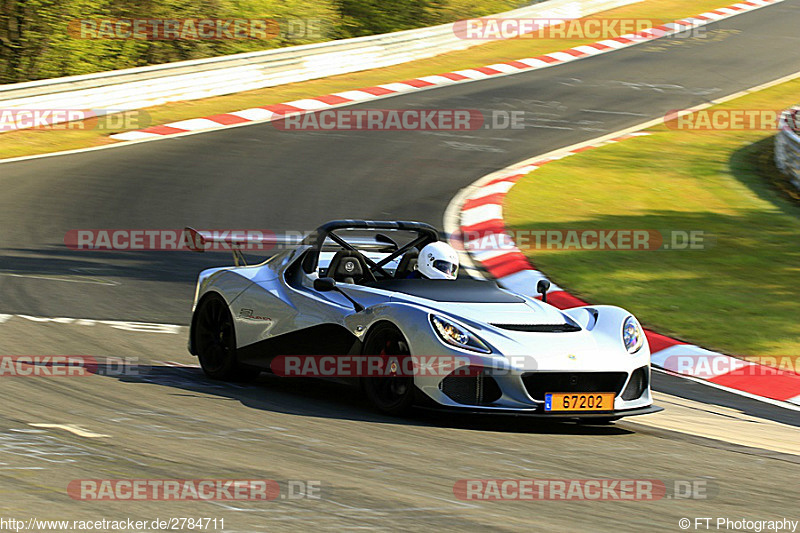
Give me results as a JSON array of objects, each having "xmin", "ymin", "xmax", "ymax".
[
  {"xmin": 0, "ymin": 0, "xmax": 729, "ymax": 160},
  {"xmin": 504, "ymin": 78, "xmax": 800, "ymax": 357}
]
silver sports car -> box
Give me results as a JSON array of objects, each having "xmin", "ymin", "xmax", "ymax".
[{"xmin": 186, "ymin": 220, "xmax": 660, "ymax": 420}]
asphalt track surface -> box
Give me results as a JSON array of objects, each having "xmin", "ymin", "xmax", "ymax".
[{"xmin": 1, "ymin": 2, "xmax": 800, "ymax": 530}]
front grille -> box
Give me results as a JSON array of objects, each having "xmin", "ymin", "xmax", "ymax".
[
  {"xmin": 440, "ymin": 368, "xmax": 502, "ymax": 406},
  {"xmin": 521, "ymin": 372, "xmax": 628, "ymax": 401},
  {"xmin": 621, "ymin": 366, "xmax": 649, "ymax": 400},
  {"xmin": 490, "ymin": 323, "xmax": 581, "ymax": 333}
]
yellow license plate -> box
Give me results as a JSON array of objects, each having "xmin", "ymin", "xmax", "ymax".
[{"xmin": 544, "ymin": 393, "xmax": 615, "ymax": 411}]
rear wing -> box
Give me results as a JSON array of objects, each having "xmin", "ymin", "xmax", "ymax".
[
  {"xmin": 182, "ymin": 227, "xmax": 302, "ymax": 266},
  {"xmin": 183, "ymin": 227, "xmax": 405, "ymax": 267}
]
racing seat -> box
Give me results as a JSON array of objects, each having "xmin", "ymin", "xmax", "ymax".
[
  {"xmin": 327, "ymin": 250, "xmax": 366, "ymax": 284},
  {"xmin": 394, "ymin": 250, "xmax": 419, "ymax": 279}
]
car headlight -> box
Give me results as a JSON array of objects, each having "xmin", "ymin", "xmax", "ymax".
[
  {"xmin": 622, "ymin": 316, "xmax": 644, "ymax": 354},
  {"xmin": 430, "ymin": 315, "xmax": 491, "ymax": 354}
]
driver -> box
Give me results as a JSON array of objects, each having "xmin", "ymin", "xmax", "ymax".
[{"xmin": 409, "ymin": 242, "xmax": 459, "ymax": 280}]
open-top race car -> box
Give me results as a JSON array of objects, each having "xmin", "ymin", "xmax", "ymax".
[{"xmin": 186, "ymin": 220, "xmax": 659, "ymax": 420}]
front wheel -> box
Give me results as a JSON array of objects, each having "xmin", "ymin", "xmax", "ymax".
[
  {"xmin": 361, "ymin": 323, "xmax": 416, "ymax": 416},
  {"xmin": 194, "ymin": 294, "xmax": 260, "ymax": 382}
]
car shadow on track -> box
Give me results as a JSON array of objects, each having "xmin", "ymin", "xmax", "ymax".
[
  {"xmin": 0, "ymin": 246, "xmax": 272, "ymax": 284},
  {"xmin": 98, "ymin": 363, "xmax": 634, "ymax": 436}
]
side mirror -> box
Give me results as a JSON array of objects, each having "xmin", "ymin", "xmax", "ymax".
[
  {"xmin": 314, "ymin": 277, "xmax": 364, "ymax": 313},
  {"xmin": 537, "ymin": 279, "xmax": 551, "ymax": 303},
  {"xmin": 314, "ymin": 277, "xmax": 337, "ymax": 292}
]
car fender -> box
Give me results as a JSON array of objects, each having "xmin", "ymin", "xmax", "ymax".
[{"xmin": 564, "ymin": 305, "xmax": 650, "ymax": 359}]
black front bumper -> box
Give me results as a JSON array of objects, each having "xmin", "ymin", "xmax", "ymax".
[{"xmin": 417, "ymin": 403, "xmax": 664, "ymax": 418}]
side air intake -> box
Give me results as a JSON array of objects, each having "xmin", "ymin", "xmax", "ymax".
[{"xmin": 440, "ymin": 368, "xmax": 502, "ymax": 406}]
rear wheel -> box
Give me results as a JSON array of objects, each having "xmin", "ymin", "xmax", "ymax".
[
  {"xmin": 362, "ymin": 323, "xmax": 415, "ymax": 416},
  {"xmin": 194, "ymin": 294, "xmax": 260, "ymax": 382}
]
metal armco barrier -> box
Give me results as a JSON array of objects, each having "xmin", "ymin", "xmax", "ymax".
[{"xmin": 0, "ymin": 0, "xmax": 642, "ymax": 132}]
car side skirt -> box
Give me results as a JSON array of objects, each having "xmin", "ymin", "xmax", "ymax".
[{"xmin": 236, "ymin": 323, "xmax": 362, "ymax": 369}]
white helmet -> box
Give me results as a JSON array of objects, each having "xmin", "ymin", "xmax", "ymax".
[{"xmin": 417, "ymin": 241, "xmax": 459, "ymax": 280}]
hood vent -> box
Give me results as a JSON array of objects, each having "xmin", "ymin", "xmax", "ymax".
[{"xmin": 490, "ymin": 323, "xmax": 581, "ymax": 333}]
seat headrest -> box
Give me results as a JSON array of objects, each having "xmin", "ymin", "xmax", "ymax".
[{"xmin": 329, "ymin": 250, "xmax": 364, "ymax": 282}]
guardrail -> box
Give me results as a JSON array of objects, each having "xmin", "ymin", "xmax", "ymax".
[
  {"xmin": 0, "ymin": 0, "xmax": 642, "ymax": 132},
  {"xmin": 775, "ymin": 107, "xmax": 800, "ymax": 191}
]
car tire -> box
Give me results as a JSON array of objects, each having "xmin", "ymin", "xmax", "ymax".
[
  {"xmin": 361, "ymin": 323, "xmax": 416, "ymax": 416},
  {"xmin": 194, "ymin": 294, "xmax": 260, "ymax": 382}
]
